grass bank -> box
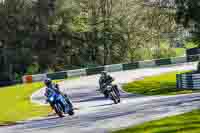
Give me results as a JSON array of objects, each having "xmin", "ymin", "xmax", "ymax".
[
  {"xmin": 123, "ymin": 71, "xmax": 199, "ymax": 95},
  {"xmin": 116, "ymin": 71, "xmax": 200, "ymax": 133},
  {"xmin": 0, "ymin": 80, "xmax": 62, "ymax": 125}
]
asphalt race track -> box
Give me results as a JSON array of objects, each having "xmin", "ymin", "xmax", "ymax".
[{"xmin": 1, "ymin": 62, "xmax": 200, "ymax": 133}]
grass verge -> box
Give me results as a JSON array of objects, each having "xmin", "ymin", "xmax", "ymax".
[
  {"xmin": 174, "ymin": 48, "xmax": 186, "ymax": 56},
  {"xmin": 0, "ymin": 80, "xmax": 63, "ymax": 125},
  {"xmin": 113, "ymin": 109, "xmax": 200, "ymax": 133},
  {"xmin": 123, "ymin": 71, "xmax": 199, "ymax": 95}
]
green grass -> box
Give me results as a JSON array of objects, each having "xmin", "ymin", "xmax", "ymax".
[
  {"xmin": 123, "ymin": 71, "xmax": 198, "ymax": 95},
  {"xmin": 115, "ymin": 71, "xmax": 200, "ymax": 133},
  {"xmin": 174, "ymin": 48, "xmax": 186, "ymax": 56},
  {"xmin": 114, "ymin": 109, "xmax": 200, "ymax": 133},
  {"xmin": 0, "ymin": 80, "xmax": 63, "ymax": 125}
]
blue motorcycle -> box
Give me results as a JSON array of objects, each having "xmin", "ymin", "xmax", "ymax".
[{"xmin": 47, "ymin": 92, "xmax": 74, "ymax": 117}]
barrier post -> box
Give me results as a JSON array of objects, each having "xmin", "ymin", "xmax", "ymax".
[{"xmin": 176, "ymin": 74, "xmax": 181, "ymax": 89}]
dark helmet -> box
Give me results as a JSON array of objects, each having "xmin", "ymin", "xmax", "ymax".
[
  {"xmin": 101, "ymin": 71, "xmax": 107, "ymax": 76},
  {"xmin": 44, "ymin": 78, "xmax": 52, "ymax": 86}
]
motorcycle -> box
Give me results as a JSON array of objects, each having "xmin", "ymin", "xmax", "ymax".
[
  {"xmin": 47, "ymin": 92, "xmax": 74, "ymax": 117},
  {"xmin": 99, "ymin": 80, "xmax": 120, "ymax": 104}
]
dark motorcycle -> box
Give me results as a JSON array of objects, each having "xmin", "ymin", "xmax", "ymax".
[
  {"xmin": 47, "ymin": 92, "xmax": 74, "ymax": 117},
  {"xmin": 101, "ymin": 79, "xmax": 120, "ymax": 98}
]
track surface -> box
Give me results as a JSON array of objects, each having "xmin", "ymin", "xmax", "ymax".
[{"xmin": 1, "ymin": 63, "xmax": 200, "ymax": 133}]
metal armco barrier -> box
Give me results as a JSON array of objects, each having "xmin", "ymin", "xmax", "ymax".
[
  {"xmin": 0, "ymin": 80, "xmax": 22, "ymax": 87},
  {"xmin": 177, "ymin": 72, "xmax": 200, "ymax": 89},
  {"xmin": 187, "ymin": 48, "xmax": 200, "ymax": 62},
  {"xmin": 176, "ymin": 49, "xmax": 200, "ymax": 89},
  {"xmin": 22, "ymin": 54, "xmax": 200, "ymax": 83}
]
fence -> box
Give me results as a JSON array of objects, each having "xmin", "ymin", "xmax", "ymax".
[
  {"xmin": 187, "ymin": 48, "xmax": 200, "ymax": 62},
  {"xmin": 22, "ymin": 54, "xmax": 199, "ymax": 83},
  {"xmin": 177, "ymin": 72, "xmax": 200, "ymax": 89},
  {"xmin": 175, "ymin": 48, "xmax": 200, "ymax": 89},
  {"xmin": 0, "ymin": 80, "xmax": 22, "ymax": 87}
]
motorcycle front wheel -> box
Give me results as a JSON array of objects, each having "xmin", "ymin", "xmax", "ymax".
[
  {"xmin": 54, "ymin": 102, "xmax": 65, "ymax": 117},
  {"xmin": 110, "ymin": 91, "xmax": 118, "ymax": 104},
  {"xmin": 68, "ymin": 110, "xmax": 74, "ymax": 116}
]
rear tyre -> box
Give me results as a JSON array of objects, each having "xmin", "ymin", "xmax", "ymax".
[
  {"xmin": 117, "ymin": 97, "xmax": 121, "ymax": 103},
  {"xmin": 113, "ymin": 98, "xmax": 118, "ymax": 104},
  {"xmin": 114, "ymin": 99, "xmax": 118, "ymax": 104},
  {"xmin": 104, "ymin": 91, "xmax": 109, "ymax": 98}
]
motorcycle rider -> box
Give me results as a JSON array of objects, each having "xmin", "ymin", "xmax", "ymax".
[
  {"xmin": 44, "ymin": 78, "xmax": 59, "ymax": 97},
  {"xmin": 99, "ymin": 71, "xmax": 120, "ymax": 98},
  {"xmin": 44, "ymin": 78, "xmax": 73, "ymax": 111}
]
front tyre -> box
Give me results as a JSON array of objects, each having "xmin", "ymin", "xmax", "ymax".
[
  {"xmin": 110, "ymin": 91, "xmax": 118, "ymax": 104},
  {"xmin": 54, "ymin": 102, "xmax": 65, "ymax": 117},
  {"xmin": 68, "ymin": 110, "xmax": 74, "ymax": 116},
  {"xmin": 113, "ymin": 85, "xmax": 120, "ymax": 97}
]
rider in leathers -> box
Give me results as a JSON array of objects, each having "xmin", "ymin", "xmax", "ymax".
[
  {"xmin": 99, "ymin": 71, "xmax": 120, "ymax": 98},
  {"xmin": 44, "ymin": 78, "xmax": 73, "ymax": 110}
]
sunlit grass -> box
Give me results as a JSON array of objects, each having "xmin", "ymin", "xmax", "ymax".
[
  {"xmin": 117, "ymin": 71, "xmax": 200, "ymax": 133},
  {"xmin": 123, "ymin": 71, "xmax": 199, "ymax": 95},
  {"xmin": 0, "ymin": 79, "xmax": 63, "ymax": 125},
  {"xmin": 174, "ymin": 48, "xmax": 185, "ymax": 56}
]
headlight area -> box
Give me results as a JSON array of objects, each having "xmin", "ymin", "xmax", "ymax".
[{"xmin": 50, "ymin": 97, "xmax": 54, "ymax": 102}]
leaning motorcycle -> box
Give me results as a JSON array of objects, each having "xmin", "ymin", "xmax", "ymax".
[
  {"xmin": 47, "ymin": 92, "xmax": 74, "ymax": 117},
  {"xmin": 106, "ymin": 83, "xmax": 120, "ymax": 104}
]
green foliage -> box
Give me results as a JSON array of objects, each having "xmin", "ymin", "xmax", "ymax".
[
  {"xmin": 114, "ymin": 109, "xmax": 200, "ymax": 133},
  {"xmin": 0, "ymin": 0, "xmax": 181, "ymax": 81},
  {"xmin": 176, "ymin": 0, "xmax": 200, "ymax": 43},
  {"xmin": 129, "ymin": 48, "xmax": 153, "ymax": 61},
  {"xmin": 153, "ymin": 47, "xmax": 177, "ymax": 59},
  {"xmin": 123, "ymin": 71, "xmax": 197, "ymax": 95},
  {"xmin": 14, "ymin": 73, "xmax": 21, "ymax": 81},
  {"xmin": 152, "ymin": 40, "xmax": 185, "ymax": 58},
  {"xmin": 185, "ymin": 41, "xmax": 198, "ymax": 49},
  {"xmin": 72, "ymin": 16, "xmax": 89, "ymax": 32},
  {"xmin": 26, "ymin": 63, "xmax": 40, "ymax": 75}
]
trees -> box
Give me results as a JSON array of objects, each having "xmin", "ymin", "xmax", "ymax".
[
  {"xmin": 0, "ymin": 0, "xmax": 34, "ymax": 80},
  {"xmin": 176, "ymin": 0, "xmax": 200, "ymax": 44},
  {"xmin": 0, "ymin": 0, "xmax": 180, "ymax": 82},
  {"xmin": 175, "ymin": 0, "xmax": 200, "ymax": 71},
  {"xmin": 0, "ymin": 0, "xmax": 60, "ymax": 79},
  {"xmin": 112, "ymin": 0, "xmax": 177, "ymax": 61}
]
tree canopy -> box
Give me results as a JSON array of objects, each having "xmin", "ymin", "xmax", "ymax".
[
  {"xmin": 0, "ymin": 0, "xmax": 179, "ymax": 81},
  {"xmin": 176, "ymin": 0, "xmax": 200, "ymax": 43}
]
